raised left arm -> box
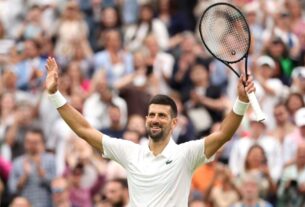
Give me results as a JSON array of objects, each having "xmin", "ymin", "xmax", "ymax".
[{"xmin": 204, "ymin": 74, "xmax": 255, "ymax": 158}]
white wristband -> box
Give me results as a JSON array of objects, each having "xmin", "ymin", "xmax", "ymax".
[
  {"xmin": 233, "ymin": 98, "xmax": 249, "ymax": 116},
  {"xmin": 48, "ymin": 91, "xmax": 67, "ymax": 109}
]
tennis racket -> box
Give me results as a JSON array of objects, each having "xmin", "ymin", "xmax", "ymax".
[{"xmin": 199, "ymin": 2, "xmax": 266, "ymax": 122}]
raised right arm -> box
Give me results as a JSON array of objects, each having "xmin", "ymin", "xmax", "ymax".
[{"xmin": 45, "ymin": 57, "xmax": 104, "ymax": 153}]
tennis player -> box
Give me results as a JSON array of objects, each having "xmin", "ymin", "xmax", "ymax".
[{"xmin": 45, "ymin": 57, "xmax": 255, "ymax": 206}]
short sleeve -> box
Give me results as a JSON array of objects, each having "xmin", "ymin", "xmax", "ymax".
[
  {"xmin": 181, "ymin": 138, "xmax": 215, "ymax": 172},
  {"xmin": 102, "ymin": 135, "xmax": 138, "ymax": 168}
]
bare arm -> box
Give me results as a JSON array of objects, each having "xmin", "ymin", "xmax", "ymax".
[
  {"xmin": 204, "ymin": 74, "xmax": 255, "ymax": 158},
  {"xmin": 45, "ymin": 57, "xmax": 104, "ymax": 153}
]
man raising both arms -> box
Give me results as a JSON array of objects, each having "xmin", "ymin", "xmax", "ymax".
[{"xmin": 45, "ymin": 57, "xmax": 255, "ymax": 206}]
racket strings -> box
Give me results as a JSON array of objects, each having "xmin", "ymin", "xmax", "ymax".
[{"xmin": 200, "ymin": 4, "xmax": 250, "ymax": 63}]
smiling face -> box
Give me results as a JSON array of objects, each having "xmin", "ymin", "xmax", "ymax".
[{"xmin": 145, "ymin": 104, "xmax": 177, "ymax": 142}]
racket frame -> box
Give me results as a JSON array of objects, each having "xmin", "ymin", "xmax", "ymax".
[{"xmin": 198, "ymin": 2, "xmax": 266, "ymax": 122}]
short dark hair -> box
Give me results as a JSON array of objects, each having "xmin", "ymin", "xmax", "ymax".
[
  {"xmin": 109, "ymin": 178, "xmax": 128, "ymax": 189},
  {"xmin": 25, "ymin": 126, "xmax": 45, "ymax": 143},
  {"xmin": 148, "ymin": 95, "xmax": 178, "ymax": 118}
]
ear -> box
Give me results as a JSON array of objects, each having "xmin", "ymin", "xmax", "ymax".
[{"xmin": 171, "ymin": 117, "xmax": 178, "ymax": 128}]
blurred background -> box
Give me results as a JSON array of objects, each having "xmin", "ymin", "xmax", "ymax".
[{"xmin": 0, "ymin": 0, "xmax": 305, "ymax": 206}]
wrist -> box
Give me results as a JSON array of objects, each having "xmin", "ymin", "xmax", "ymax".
[
  {"xmin": 233, "ymin": 97, "xmax": 249, "ymax": 116},
  {"xmin": 48, "ymin": 90, "xmax": 67, "ymax": 108}
]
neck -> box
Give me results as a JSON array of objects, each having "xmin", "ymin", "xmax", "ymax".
[
  {"xmin": 243, "ymin": 198, "xmax": 257, "ymax": 206},
  {"xmin": 149, "ymin": 136, "xmax": 170, "ymax": 156}
]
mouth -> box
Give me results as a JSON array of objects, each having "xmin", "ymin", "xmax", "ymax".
[{"xmin": 150, "ymin": 125, "xmax": 162, "ymax": 133}]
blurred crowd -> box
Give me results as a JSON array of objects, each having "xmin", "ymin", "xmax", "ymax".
[{"xmin": 0, "ymin": 0, "xmax": 305, "ymax": 206}]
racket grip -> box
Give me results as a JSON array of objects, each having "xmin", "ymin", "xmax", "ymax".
[{"xmin": 247, "ymin": 92, "xmax": 266, "ymax": 122}]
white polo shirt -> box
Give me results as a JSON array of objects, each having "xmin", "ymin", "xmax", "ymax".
[{"xmin": 102, "ymin": 135, "xmax": 214, "ymax": 207}]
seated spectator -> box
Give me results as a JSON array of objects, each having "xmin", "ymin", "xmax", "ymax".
[
  {"xmin": 126, "ymin": 114, "xmax": 148, "ymax": 144},
  {"xmin": 51, "ymin": 177, "xmax": 75, "ymax": 207},
  {"xmin": 124, "ymin": 3, "xmax": 169, "ymax": 52},
  {"xmin": 277, "ymin": 143, "xmax": 305, "ymax": 207},
  {"xmin": 83, "ymin": 70, "xmax": 127, "ymax": 130},
  {"xmin": 93, "ymin": 29, "xmax": 134, "ymax": 86},
  {"xmin": 54, "ymin": 1, "xmax": 90, "ymax": 60},
  {"xmin": 103, "ymin": 178, "xmax": 129, "ymax": 207},
  {"xmin": 13, "ymin": 39, "xmax": 46, "ymax": 92},
  {"xmin": 271, "ymin": 102, "xmax": 295, "ymax": 147},
  {"xmin": 236, "ymin": 145, "xmax": 277, "ymax": 203},
  {"xmin": 205, "ymin": 164, "xmax": 240, "ymax": 207},
  {"xmin": 67, "ymin": 162, "xmax": 105, "ymax": 207},
  {"xmin": 9, "ymin": 196, "xmax": 32, "ymax": 207},
  {"xmin": 231, "ymin": 172, "xmax": 273, "ymax": 207},
  {"xmin": 283, "ymin": 107, "xmax": 305, "ymax": 165},
  {"xmin": 285, "ymin": 92, "xmax": 305, "ymax": 121},
  {"xmin": 101, "ymin": 104, "xmax": 125, "ymax": 138},
  {"xmin": 229, "ymin": 114, "xmax": 283, "ymax": 182},
  {"xmin": 1, "ymin": 101, "xmax": 37, "ymax": 161},
  {"xmin": 8, "ymin": 127, "xmax": 56, "ymax": 207}
]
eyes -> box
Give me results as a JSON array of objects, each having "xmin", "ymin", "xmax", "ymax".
[{"xmin": 147, "ymin": 112, "xmax": 168, "ymax": 120}]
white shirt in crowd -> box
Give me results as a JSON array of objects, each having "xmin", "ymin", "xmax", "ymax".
[
  {"xmin": 83, "ymin": 93, "xmax": 127, "ymax": 130},
  {"xmin": 102, "ymin": 135, "xmax": 214, "ymax": 207},
  {"xmin": 229, "ymin": 135, "xmax": 283, "ymax": 181}
]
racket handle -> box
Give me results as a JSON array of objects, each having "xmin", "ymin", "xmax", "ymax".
[{"xmin": 247, "ymin": 92, "xmax": 266, "ymax": 122}]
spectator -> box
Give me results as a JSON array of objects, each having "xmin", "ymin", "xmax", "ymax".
[
  {"xmin": 103, "ymin": 178, "xmax": 129, "ymax": 207},
  {"xmin": 116, "ymin": 51, "xmax": 152, "ymax": 117},
  {"xmin": 254, "ymin": 55, "xmax": 287, "ymax": 130},
  {"xmin": 143, "ymin": 34, "xmax": 175, "ymax": 95},
  {"xmin": 51, "ymin": 177, "xmax": 76, "ymax": 207},
  {"xmin": 272, "ymin": 102, "xmax": 295, "ymax": 144},
  {"xmin": 126, "ymin": 114, "xmax": 148, "ymax": 143},
  {"xmin": 229, "ymin": 114, "xmax": 283, "ymax": 182},
  {"xmin": 264, "ymin": 37, "xmax": 296, "ymax": 86},
  {"xmin": 93, "ymin": 29, "xmax": 134, "ymax": 86},
  {"xmin": 186, "ymin": 64, "xmax": 228, "ymax": 137},
  {"xmin": 83, "ymin": 70, "xmax": 128, "ymax": 130},
  {"xmin": 8, "ymin": 127, "xmax": 56, "ymax": 207},
  {"xmin": 277, "ymin": 143, "xmax": 305, "ymax": 207},
  {"xmin": 124, "ymin": 3, "xmax": 169, "ymax": 52},
  {"xmin": 67, "ymin": 162, "xmax": 105, "ymax": 207},
  {"xmin": 13, "ymin": 39, "xmax": 46, "ymax": 92},
  {"xmin": 231, "ymin": 172, "xmax": 273, "ymax": 207},
  {"xmin": 283, "ymin": 107, "xmax": 305, "ymax": 165},
  {"xmin": 285, "ymin": 92, "xmax": 305, "ymax": 120},
  {"xmin": 15, "ymin": 5, "xmax": 46, "ymax": 40},
  {"xmin": 238, "ymin": 144, "xmax": 277, "ymax": 202},
  {"xmin": 54, "ymin": 1, "xmax": 90, "ymax": 60},
  {"xmin": 205, "ymin": 164, "xmax": 240, "ymax": 207},
  {"xmin": 1, "ymin": 101, "xmax": 37, "ymax": 161},
  {"xmin": 91, "ymin": 6, "xmax": 122, "ymax": 52},
  {"xmin": 170, "ymin": 91, "xmax": 196, "ymax": 144},
  {"xmin": 101, "ymin": 104, "xmax": 125, "ymax": 138}
]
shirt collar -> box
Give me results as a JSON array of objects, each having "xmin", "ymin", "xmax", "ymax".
[{"xmin": 144, "ymin": 138, "xmax": 177, "ymax": 158}]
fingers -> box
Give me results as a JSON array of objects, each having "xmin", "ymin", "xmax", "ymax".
[
  {"xmin": 240, "ymin": 74, "xmax": 255, "ymax": 93},
  {"xmin": 45, "ymin": 57, "xmax": 58, "ymax": 73}
]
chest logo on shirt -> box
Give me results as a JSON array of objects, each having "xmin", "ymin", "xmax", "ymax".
[{"xmin": 165, "ymin": 160, "xmax": 173, "ymax": 165}]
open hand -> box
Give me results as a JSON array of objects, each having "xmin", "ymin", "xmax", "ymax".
[{"xmin": 45, "ymin": 57, "xmax": 59, "ymax": 94}]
